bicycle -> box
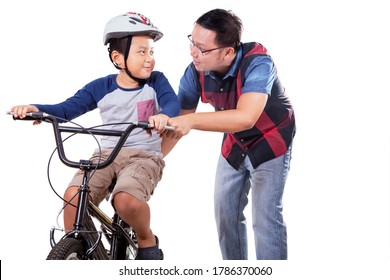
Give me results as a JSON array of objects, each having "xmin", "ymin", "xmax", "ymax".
[{"xmin": 9, "ymin": 111, "xmax": 170, "ymax": 260}]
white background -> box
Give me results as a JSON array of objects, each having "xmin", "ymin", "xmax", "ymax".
[{"xmin": 0, "ymin": 0, "xmax": 389, "ymax": 279}]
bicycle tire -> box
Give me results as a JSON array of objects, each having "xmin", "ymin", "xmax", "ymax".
[
  {"xmin": 115, "ymin": 231, "xmax": 138, "ymax": 260},
  {"xmin": 46, "ymin": 238, "xmax": 85, "ymax": 260},
  {"xmin": 46, "ymin": 214, "xmax": 109, "ymax": 260},
  {"xmin": 110, "ymin": 218, "xmax": 138, "ymax": 260},
  {"xmin": 84, "ymin": 213, "xmax": 109, "ymax": 259}
]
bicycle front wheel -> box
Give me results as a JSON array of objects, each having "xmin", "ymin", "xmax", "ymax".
[{"xmin": 46, "ymin": 238, "xmax": 84, "ymax": 260}]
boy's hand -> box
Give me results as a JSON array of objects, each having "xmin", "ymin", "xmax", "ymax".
[
  {"xmin": 148, "ymin": 114, "xmax": 169, "ymax": 135},
  {"xmin": 10, "ymin": 105, "xmax": 41, "ymax": 125}
]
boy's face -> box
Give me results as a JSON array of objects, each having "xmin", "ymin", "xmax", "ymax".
[{"xmin": 126, "ymin": 35, "xmax": 156, "ymax": 79}]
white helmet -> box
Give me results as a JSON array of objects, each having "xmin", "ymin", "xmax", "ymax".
[{"xmin": 103, "ymin": 12, "xmax": 163, "ymax": 45}]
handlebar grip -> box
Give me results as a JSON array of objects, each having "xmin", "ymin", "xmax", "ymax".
[
  {"xmin": 136, "ymin": 121, "xmax": 153, "ymax": 129},
  {"xmin": 7, "ymin": 111, "xmax": 49, "ymax": 121},
  {"xmin": 135, "ymin": 121, "xmax": 174, "ymax": 131}
]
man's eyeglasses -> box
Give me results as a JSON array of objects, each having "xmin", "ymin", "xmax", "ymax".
[{"xmin": 187, "ymin": 35, "xmax": 227, "ymax": 55}]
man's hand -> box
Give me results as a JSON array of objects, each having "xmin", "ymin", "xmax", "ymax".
[{"xmin": 161, "ymin": 115, "xmax": 191, "ymax": 139}]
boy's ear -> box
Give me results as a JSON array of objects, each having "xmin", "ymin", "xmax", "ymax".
[{"xmin": 111, "ymin": 50, "xmax": 124, "ymax": 68}]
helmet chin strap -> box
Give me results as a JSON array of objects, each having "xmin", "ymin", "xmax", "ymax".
[
  {"xmin": 124, "ymin": 69, "xmax": 145, "ymax": 85},
  {"xmin": 108, "ymin": 36, "xmax": 146, "ymax": 85}
]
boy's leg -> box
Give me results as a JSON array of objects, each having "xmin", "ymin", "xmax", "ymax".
[
  {"xmin": 63, "ymin": 186, "xmax": 80, "ymax": 231},
  {"xmin": 111, "ymin": 151, "xmax": 164, "ymax": 260},
  {"xmin": 112, "ymin": 192, "xmax": 156, "ymax": 248}
]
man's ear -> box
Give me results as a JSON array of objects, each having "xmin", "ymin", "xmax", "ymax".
[{"xmin": 223, "ymin": 47, "xmax": 236, "ymax": 59}]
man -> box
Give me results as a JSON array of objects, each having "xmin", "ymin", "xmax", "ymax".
[{"xmin": 165, "ymin": 8, "xmax": 295, "ymax": 260}]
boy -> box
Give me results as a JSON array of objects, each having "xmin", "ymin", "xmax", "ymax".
[{"xmin": 10, "ymin": 12, "xmax": 180, "ymax": 260}]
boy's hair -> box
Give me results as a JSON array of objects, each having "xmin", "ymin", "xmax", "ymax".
[
  {"xmin": 108, "ymin": 37, "xmax": 129, "ymax": 55},
  {"xmin": 196, "ymin": 9, "xmax": 242, "ymax": 51}
]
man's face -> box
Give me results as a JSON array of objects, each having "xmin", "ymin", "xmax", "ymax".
[{"xmin": 188, "ymin": 24, "xmax": 227, "ymax": 72}]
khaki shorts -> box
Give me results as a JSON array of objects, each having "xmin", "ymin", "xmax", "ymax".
[{"xmin": 68, "ymin": 148, "xmax": 165, "ymax": 205}]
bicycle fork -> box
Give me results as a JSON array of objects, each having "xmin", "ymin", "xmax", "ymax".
[{"xmin": 73, "ymin": 167, "xmax": 93, "ymax": 236}]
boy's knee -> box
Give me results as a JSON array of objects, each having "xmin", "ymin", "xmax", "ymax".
[
  {"xmin": 64, "ymin": 186, "xmax": 79, "ymax": 201},
  {"xmin": 113, "ymin": 192, "xmax": 144, "ymax": 214}
]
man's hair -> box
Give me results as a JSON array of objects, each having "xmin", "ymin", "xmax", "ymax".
[{"xmin": 196, "ymin": 9, "xmax": 242, "ymax": 51}]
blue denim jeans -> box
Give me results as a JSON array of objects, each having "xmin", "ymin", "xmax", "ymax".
[{"xmin": 214, "ymin": 146, "xmax": 292, "ymax": 260}]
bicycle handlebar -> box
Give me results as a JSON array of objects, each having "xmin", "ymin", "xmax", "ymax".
[{"xmin": 8, "ymin": 111, "xmax": 170, "ymax": 170}]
